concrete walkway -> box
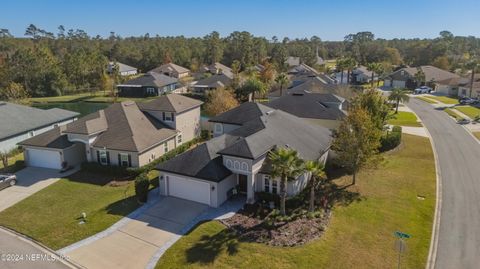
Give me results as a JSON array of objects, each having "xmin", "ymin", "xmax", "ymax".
[{"xmin": 0, "ymin": 167, "xmax": 79, "ymax": 212}]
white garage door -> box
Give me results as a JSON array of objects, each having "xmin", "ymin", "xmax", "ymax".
[
  {"xmin": 168, "ymin": 176, "xmax": 211, "ymax": 205},
  {"xmin": 392, "ymin": 80, "xmax": 406, "ymax": 88},
  {"xmin": 27, "ymin": 149, "xmax": 61, "ymax": 169}
]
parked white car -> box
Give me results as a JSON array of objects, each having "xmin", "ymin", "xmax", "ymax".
[{"xmin": 414, "ymin": 86, "xmax": 433, "ymax": 94}]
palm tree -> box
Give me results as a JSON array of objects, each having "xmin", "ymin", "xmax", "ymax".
[
  {"xmin": 366, "ymin": 62, "xmax": 381, "ymax": 89},
  {"xmin": 465, "ymin": 59, "xmax": 479, "ymax": 98},
  {"xmin": 336, "ymin": 58, "xmax": 347, "ymax": 84},
  {"xmin": 388, "ymin": 88, "xmax": 410, "ymax": 113},
  {"xmin": 304, "ymin": 160, "xmax": 326, "ymax": 212},
  {"xmin": 345, "ymin": 57, "xmax": 357, "ymax": 85},
  {"xmin": 275, "ymin": 73, "xmax": 289, "ymax": 96},
  {"xmin": 269, "ymin": 147, "xmax": 303, "ymax": 216},
  {"xmin": 240, "ymin": 77, "xmax": 267, "ymax": 102}
]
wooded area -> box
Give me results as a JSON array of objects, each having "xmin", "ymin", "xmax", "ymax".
[{"xmin": 0, "ymin": 25, "xmax": 479, "ymax": 97}]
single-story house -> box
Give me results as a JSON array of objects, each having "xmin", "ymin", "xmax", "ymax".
[
  {"xmin": 266, "ymin": 92, "xmax": 346, "ymax": 129},
  {"xmin": 288, "ymin": 63, "xmax": 319, "ymax": 76},
  {"xmin": 285, "ymin": 56, "xmax": 300, "ymax": 67},
  {"xmin": 383, "ymin": 65, "xmax": 459, "ymax": 89},
  {"xmin": 201, "ymin": 62, "xmax": 233, "ymax": 78},
  {"xmin": 108, "ymin": 62, "xmax": 138, "ymax": 76},
  {"xmin": 157, "ymin": 102, "xmax": 332, "ymax": 207},
  {"xmin": 268, "ymin": 75, "xmax": 339, "ymax": 100},
  {"xmin": 0, "ymin": 102, "xmax": 78, "ymax": 152},
  {"xmin": 149, "ymin": 63, "xmax": 190, "ymax": 79},
  {"xmin": 190, "ymin": 74, "xmax": 233, "ymax": 94},
  {"xmin": 19, "ymin": 94, "xmax": 202, "ymax": 170},
  {"xmin": 436, "ymin": 74, "xmax": 480, "ymax": 98},
  {"xmin": 117, "ymin": 72, "xmax": 178, "ymax": 97}
]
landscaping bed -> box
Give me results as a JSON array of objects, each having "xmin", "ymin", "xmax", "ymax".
[{"xmin": 221, "ymin": 204, "xmax": 330, "ymax": 247}]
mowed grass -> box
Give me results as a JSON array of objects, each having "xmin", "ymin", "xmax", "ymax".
[
  {"xmin": 0, "ymin": 171, "xmax": 139, "ymax": 250},
  {"xmin": 28, "ymin": 92, "xmax": 102, "ymax": 103},
  {"xmin": 416, "ymin": 96, "xmax": 437, "ymax": 104},
  {"xmin": 444, "ymin": 108, "xmax": 462, "ymax": 120},
  {"xmin": 427, "ymin": 95, "xmax": 459, "ymax": 104},
  {"xmin": 84, "ymin": 96, "xmax": 158, "ymax": 103},
  {"xmin": 388, "ymin": 111, "xmax": 422, "ymax": 127},
  {"xmin": 455, "ymin": 106, "xmax": 480, "ymax": 119},
  {"xmin": 156, "ymin": 134, "xmax": 436, "ymax": 269}
]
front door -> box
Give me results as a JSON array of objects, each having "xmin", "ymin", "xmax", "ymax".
[{"xmin": 238, "ymin": 174, "xmax": 247, "ymax": 194}]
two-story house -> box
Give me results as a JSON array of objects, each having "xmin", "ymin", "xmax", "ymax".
[
  {"xmin": 156, "ymin": 102, "xmax": 332, "ymax": 207},
  {"xmin": 19, "ymin": 94, "xmax": 202, "ymax": 170},
  {"xmin": 117, "ymin": 72, "xmax": 178, "ymax": 97}
]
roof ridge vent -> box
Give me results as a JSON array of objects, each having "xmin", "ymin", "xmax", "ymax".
[{"xmin": 266, "ymin": 110, "xmax": 275, "ymax": 115}]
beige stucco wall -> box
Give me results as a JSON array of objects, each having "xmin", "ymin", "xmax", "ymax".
[
  {"xmin": 175, "ymin": 107, "xmax": 201, "ymax": 143},
  {"xmin": 138, "ymin": 137, "xmax": 176, "ymax": 166}
]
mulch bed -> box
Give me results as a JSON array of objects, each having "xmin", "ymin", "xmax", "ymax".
[{"xmin": 221, "ymin": 206, "xmax": 331, "ymax": 247}]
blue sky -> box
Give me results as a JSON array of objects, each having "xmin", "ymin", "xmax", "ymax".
[{"xmin": 2, "ymin": 0, "xmax": 479, "ymax": 40}]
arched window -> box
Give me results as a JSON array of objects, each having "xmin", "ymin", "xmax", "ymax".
[
  {"xmin": 241, "ymin": 162, "xmax": 248, "ymax": 171},
  {"xmin": 234, "ymin": 161, "xmax": 240, "ymax": 170},
  {"xmin": 226, "ymin": 159, "xmax": 233, "ymax": 168}
]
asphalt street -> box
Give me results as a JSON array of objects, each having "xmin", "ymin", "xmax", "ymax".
[{"xmin": 409, "ymin": 98, "xmax": 480, "ymax": 269}]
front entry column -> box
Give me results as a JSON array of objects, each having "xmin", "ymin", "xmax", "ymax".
[{"xmin": 246, "ymin": 172, "xmax": 256, "ymax": 204}]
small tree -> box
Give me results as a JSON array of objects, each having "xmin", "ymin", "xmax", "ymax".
[
  {"xmin": 204, "ymin": 88, "xmax": 239, "ymax": 116},
  {"xmin": 0, "ymin": 82, "xmax": 30, "ymax": 102},
  {"xmin": 269, "ymin": 147, "xmax": 303, "ymax": 216},
  {"xmin": 237, "ymin": 77, "xmax": 267, "ymax": 102},
  {"xmin": 366, "ymin": 62, "xmax": 381, "ymax": 89},
  {"xmin": 414, "ymin": 68, "xmax": 426, "ymax": 87},
  {"xmin": 388, "ymin": 88, "xmax": 410, "ymax": 113},
  {"xmin": 332, "ymin": 107, "xmax": 381, "ymax": 185},
  {"xmin": 274, "ymin": 73, "xmax": 289, "ymax": 97},
  {"xmin": 304, "ymin": 160, "xmax": 326, "ymax": 212},
  {"xmin": 135, "ymin": 173, "xmax": 150, "ymax": 203},
  {"xmin": 353, "ymin": 89, "xmax": 391, "ymax": 131}
]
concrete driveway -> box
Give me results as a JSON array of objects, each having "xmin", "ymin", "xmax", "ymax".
[
  {"xmin": 65, "ymin": 197, "xmax": 208, "ymax": 269},
  {"xmin": 0, "ymin": 167, "xmax": 78, "ymax": 212}
]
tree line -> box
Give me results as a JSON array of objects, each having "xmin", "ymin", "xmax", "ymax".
[{"xmin": 0, "ymin": 25, "xmax": 479, "ymax": 98}]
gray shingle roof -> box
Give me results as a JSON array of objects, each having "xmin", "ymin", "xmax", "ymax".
[
  {"xmin": 266, "ymin": 93, "xmax": 346, "ymax": 120},
  {"xmin": 108, "ymin": 62, "xmax": 137, "ymax": 73},
  {"xmin": 269, "ymin": 76, "xmax": 339, "ymax": 98},
  {"xmin": 194, "ymin": 74, "xmax": 232, "ymax": 88},
  {"xmin": 149, "ymin": 63, "xmax": 190, "ymax": 75},
  {"xmin": 158, "ymin": 103, "xmax": 332, "ymax": 181},
  {"xmin": 209, "ymin": 102, "xmax": 272, "ymax": 125},
  {"xmin": 138, "ymin": 94, "xmax": 203, "ymax": 113},
  {"xmin": 18, "ymin": 125, "xmax": 73, "ymax": 149},
  {"xmin": 388, "ymin": 65, "xmax": 460, "ymax": 82},
  {"xmin": 0, "ymin": 102, "xmax": 79, "ymax": 141},
  {"xmin": 201, "ymin": 63, "xmax": 233, "ymax": 78},
  {"xmin": 118, "ymin": 72, "xmax": 177, "ymax": 88}
]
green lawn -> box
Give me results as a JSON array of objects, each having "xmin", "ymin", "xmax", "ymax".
[
  {"xmin": 454, "ymin": 106, "xmax": 480, "ymax": 119},
  {"xmin": 28, "ymin": 92, "xmax": 102, "ymax": 103},
  {"xmin": 0, "ymin": 171, "xmax": 139, "ymax": 250},
  {"xmin": 426, "ymin": 96, "xmax": 458, "ymax": 105},
  {"xmin": 84, "ymin": 96, "xmax": 157, "ymax": 103},
  {"xmin": 156, "ymin": 134, "xmax": 436, "ymax": 269},
  {"xmin": 0, "ymin": 152, "xmax": 25, "ymax": 173},
  {"xmin": 388, "ymin": 111, "xmax": 422, "ymax": 127},
  {"xmin": 416, "ymin": 96, "xmax": 437, "ymax": 104},
  {"xmin": 444, "ymin": 108, "xmax": 462, "ymax": 120}
]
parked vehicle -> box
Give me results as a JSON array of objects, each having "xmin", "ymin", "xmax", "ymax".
[
  {"xmin": 414, "ymin": 86, "xmax": 433, "ymax": 94},
  {"xmin": 457, "ymin": 118, "xmax": 471, "ymax": 125},
  {"xmin": 0, "ymin": 174, "xmax": 16, "ymax": 191},
  {"xmin": 459, "ymin": 97, "xmax": 478, "ymax": 105}
]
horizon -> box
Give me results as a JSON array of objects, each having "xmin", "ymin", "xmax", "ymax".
[{"xmin": 2, "ymin": 0, "xmax": 479, "ymax": 40}]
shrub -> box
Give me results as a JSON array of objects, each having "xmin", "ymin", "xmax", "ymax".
[
  {"xmin": 135, "ymin": 173, "xmax": 150, "ymax": 203},
  {"xmin": 380, "ymin": 126, "xmax": 402, "ymax": 152},
  {"xmin": 80, "ymin": 162, "xmax": 138, "ymax": 177},
  {"xmin": 256, "ymin": 191, "xmax": 280, "ymax": 205}
]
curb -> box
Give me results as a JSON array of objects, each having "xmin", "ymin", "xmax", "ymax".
[{"xmin": 0, "ymin": 226, "xmax": 82, "ymax": 269}]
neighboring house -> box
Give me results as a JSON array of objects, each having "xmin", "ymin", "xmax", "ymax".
[
  {"xmin": 383, "ymin": 65, "xmax": 460, "ymax": 89},
  {"xmin": 18, "ymin": 94, "xmax": 202, "ymax": 170},
  {"xmin": 269, "ymin": 75, "xmax": 338, "ymax": 100},
  {"xmin": 352, "ymin": 65, "xmax": 376, "ymax": 83},
  {"xmin": 200, "ymin": 62, "xmax": 233, "ymax": 78},
  {"xmin": 157, "ymin": 102, "xmax": 332, "ymax": 207},
  {"xmin": 149, "ymin": 63, "xmax": 190, "ymax": 79},
  {"xmin": 288, "ymin": 63, "xmax": 319, "ymax": 76},
  {"xmin": 190, "ymin": 73, "xmax": 233, "ymax": 94},
  {"xmin": 436, "ymin": 74, "xmax": 480, "ymax": 98},
  {"xmin": 107, "ymin": 62, "xmax": 138, "ymax": 76},
  {"xmin": 117, "ymin": 72, "xmax": 178, "ymax": 97},
  {"xmin": 0, "ymin": 102, "xmax": 78, "ymax": 152},
  {"xmin": 286, "ymin": 56, "xmax": 300, "ymax": 67},
  {"xmin": 266, "ymin": 92, "xmax": 346, "ymax": 129}
]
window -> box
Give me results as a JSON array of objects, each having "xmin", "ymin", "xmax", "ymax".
[
  {"xmin": 120, "ymin": 153, "xmax": 129, "ymax": 167},
  {"xmin": 164, "ymin": 142, "xmax": 168, "ymax": 152},
  {"xmin": 151, "ymin": 153, "xmax": 156, "ymax": 160},
  {"xmin": 214, "ymin": 123, "xmax": 223, "ymax": 134},
  {"xmin": 146, "ymin": 87, "xmax": 156, "ymax": 94},
  {"xmin": 99, "ymin": 150, "xmax": 108, "ymax": 165},
  {"xmin": 163, "ymin": 112, "xmax": 173, "ymax": 122},
  {"xmin": 28, "ymin": 131, "xmax": 35, "ymax": 138},
  {"xmin": 264, "ymin": 175, "xmax": 270, "ymax": 192},
  {"xmin": 53, "ymin": 123, "xmax": 59, "ymax": 128},
  {"xmin": 177, "ymin": 133, "xmax": 182, "ymax": 144},
  {"xmin": 272, "ymin": 180, "xmax": 278, "ymax": 194}
]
